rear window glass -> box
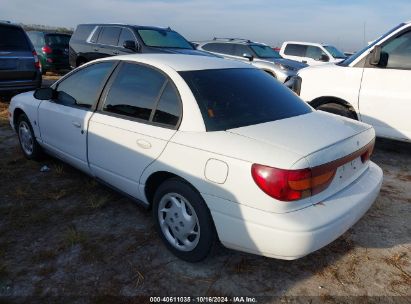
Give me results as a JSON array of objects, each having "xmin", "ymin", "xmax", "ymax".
[
  {"xmin": 180, "ymin": 68, "xmax": 312, "ymax": 131},
  {"xmin": 137, "ymin": 29, "xmax": 193, "ymax": 49},
  {"xmin": 0, "ymin": 25, "xmax": 30, "ymax": 51},
  {"xmin": 46, "ymin": 34, "xmax": 70, "ymax": 46}
]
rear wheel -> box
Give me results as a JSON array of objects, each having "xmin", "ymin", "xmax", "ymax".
[
  {"xmin": 316, "ymin": 102, "xmax": 356, "ymax": 120},
  {"xmin": 17, "ymin": 114, "xmax": 42, "ymax": 160},
  {"xmin": 153, "ymin": 178, "xmax": 217, "ymax": 262}
]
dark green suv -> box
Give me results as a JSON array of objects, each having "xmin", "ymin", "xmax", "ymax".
[{"xmin": 27, "ymin": 31, "xmax": 71, "ymax": 74}]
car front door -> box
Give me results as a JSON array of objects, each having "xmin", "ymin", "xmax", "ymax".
[
  {"xmin": 359, "ymin": 29, "xmax": 411, "ymax": 141},
  {"xmin": 38, "ymin": 61, "xmax": 116, "ymax": 172},
  {"xmin": 87, "ymin": 62, "xmax": 182, "ymax": 200}
]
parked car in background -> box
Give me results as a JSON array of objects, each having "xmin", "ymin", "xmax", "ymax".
[
  {"xmin": 9, "ymin": 54, "xmax": 382, "ymax": 262},
  {"xmin": 69, "ymin": 24, "xmax": 212, "ymax": 68},
  {"xmin": 27, "ymin": 31, "xmax": 71, "ymax": 74},
  {"xmin": 280, "ymin": 41, "xmax": 347, "ymax": 65},
  {"xmin": 0, "ymin": 22, "xmax": 41, "ymax": 98},
  {"xmin": 291, "ymin": 21, "xmax": 411, "ymax": 142},
  {"xmin": 195, "ymin": 38, "xmax": 307, "ymax": 83}
]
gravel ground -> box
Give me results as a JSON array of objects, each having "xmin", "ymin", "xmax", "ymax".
[{"xmin": 0, "ymin": 77, "xmax": 410, "ymax": 303}]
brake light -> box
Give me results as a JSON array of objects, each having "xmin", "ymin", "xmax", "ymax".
[
  {"xmin": 32, "ymin": 50, "xmax": 40, "ymax": 70},
  {"xmin": 251, "ymin": 139, "xmax": 375, "ymax": 202},
  {"xmin": 251, "ymin": 164, "xmax": 335, "ymax": 201},
  {"xmin": 42, "ymin": 45, "xmax": 52, "ymax": 54}
]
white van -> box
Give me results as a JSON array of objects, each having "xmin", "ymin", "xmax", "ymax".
[
  {"xmin": 280, "ymin": 41, "xmax": 346, "ymax": 65},
  {"xmin": 293, "ymin": 22, "xmax": 411, "ymax": 142}
]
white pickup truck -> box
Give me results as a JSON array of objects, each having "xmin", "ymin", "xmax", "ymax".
[{"xmin": 294, "ymin": 22, "xmax": 411, "ymax": 142}]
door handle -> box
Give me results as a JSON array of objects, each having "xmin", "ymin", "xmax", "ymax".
[
  {"xmin": 302, "ymin": 60, "xmax": 307, "ymax": 64},
  {"xmin": 113, "ymin": 51, "xmax": 119, "ymax": 55},
  {"xmin": 93, "ymin": 48, "xmax": 99, "ymax": 51},
  {"xmin": 72, "ymin": 121, "xmax": 81, "ymax": 128},
  {"xmin": 136, "ymin": 139, "xmax": 152, "ymax": 149}
]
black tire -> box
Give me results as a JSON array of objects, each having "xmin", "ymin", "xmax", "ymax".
[
  {"xmin": 16, "ymin": 113, "xmax": 43, "ymax": 160},
  {"xmin": 153, "ymin": 178, "xmax": 217, "ymax": 262},
  {"xmin": 316, "ymin": 102, "xmax": 356, "ymax": 120}
]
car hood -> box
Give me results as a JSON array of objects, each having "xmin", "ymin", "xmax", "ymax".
[
  {"xmin": 227, "ymin": 111, "xmax": 373, "ymax": 167},
  {"xmin": 258, "ymin": 57, "xmax": 308, "ymax": 70}
]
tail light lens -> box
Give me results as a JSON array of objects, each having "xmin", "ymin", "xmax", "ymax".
[
  {"xmin": 42, "ymin": 45, "xmax": 52, "ymax": 54},
  {"xmin": 32, "ymin": 50, "xmax": 40, "ymax": 70},
  {"xmin": 252, "ymin": 139, "xmax": 375, "ymax": 202},
  {"xmin": 251, "ymin": 165, "xmax": 335, "ymax": 201}
]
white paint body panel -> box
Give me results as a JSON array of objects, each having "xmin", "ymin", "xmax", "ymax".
[
  {"xmin": 8, "ymin": 53, "xmax": 383, "ymax": 260},
  {"xmin": 298, "ymin": 22, "xmax": 411, "ymax": 142}
]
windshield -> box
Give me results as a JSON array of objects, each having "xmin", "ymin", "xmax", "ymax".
[
  {"xmin": 250, "ymin": 44, "xmax": 282, "ymax": 58},
  {"xmin": 180, "ymin": 68, "xmax": 312, "ymax": 131},
  {"xmin": 46, "ymin": 34, "xmax": 70, "ymax": 46},
  {"xmin": 339, "ymin": 22, "xmax": 406, "ymax": 66},
  {"xmin": 323, "ymin": 45, "xmax": 346, "ymax": 59},
  {"xmin": 137, "ymin": 29, "xmax": 193, "ymax": 49}
]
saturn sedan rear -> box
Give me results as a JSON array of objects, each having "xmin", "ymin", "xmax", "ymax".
[{"xmin": 8, "ymin": 54, "xmax": 383, "ymax": 262}]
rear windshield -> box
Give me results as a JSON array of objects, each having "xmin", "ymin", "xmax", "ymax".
[
  {"xmin": 137, "ymin": 29, "xmax": 193, "ymax": 49},
  {"xmin": 0, "ymin": 25, "xmax": 30, "ymax": 51},
  {"xmin": 46, "ymin": 34, "xmax": 70, "ymax": 46},
  {"xmin": 180, "ymin": 68, "xmax": 312, "ymax": 131}
]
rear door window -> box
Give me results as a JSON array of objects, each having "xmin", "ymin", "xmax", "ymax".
[
  {"xmin": 284, "ymin": 44, "xmax": 307, "ymax": 57},
  {"xmin": 202, "ymin": 43, "xmax": 234, "ymax": 55},
  {"xmin": 98, "ymin": 27, "xmax": 121, "ymax": 46},
  {"xmin": 0, "ymin": 25, "xmax": 30, "ymax": 51},
  {"xmin": 103, "ymin": 63, "xmax": 167, "ymax": 121},
  {"xmin": 233, "ymin": 44, "xmax": 252, "ymax": 56}
]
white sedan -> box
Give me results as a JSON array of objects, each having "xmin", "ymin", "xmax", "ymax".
[{"xmin": 8, "ymin": 54, "xmax": 383, "ymax": 262}]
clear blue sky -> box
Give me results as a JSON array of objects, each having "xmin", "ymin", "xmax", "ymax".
[{"xmin": 2, "ymin": 0, "xmax": 410, "ymax": 51}]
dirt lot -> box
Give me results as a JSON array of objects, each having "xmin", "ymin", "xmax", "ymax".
[{"xmin": 0, "ymin": 76, "xmax": 410, "ymax": 303}]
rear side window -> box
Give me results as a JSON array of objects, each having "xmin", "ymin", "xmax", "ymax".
[
  {"xmin": 56, "ymin": 62, "xmax": 114, "ymax": 108},
  {"xmin": 72, "ymin": 24, "xmax": 95, "ymax": 41},
  {"xmin": 180, "ymin": 68, "xmax": 312, "ymax": 131},
  {"xmin": 103, "ymin": 63, "xmax": 167, "ymax": 121},
  {"xmin": 284, "ymin": 44, "xmax": 307, "ymax": 56},
  {"xmin": 153, "ymin": 82, "xmax": 181, "ymax": 126},
  {"xmin": 0, "ymin": 25, "xmax": 30, "ymax": 51},
  {"xmin": 202, "ymin": 43, "xmax": 234, "ymax": 55},
  {"xmin": 98, "ymin": 27, "xmax": 121, "ymax": 46},
  {"xmin": 233, "ymin": 44, "xmax": 252, "ymax": 56}
]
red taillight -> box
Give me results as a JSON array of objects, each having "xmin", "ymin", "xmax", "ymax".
[
  {"xmin": 41, "ymin": 45, "xmax": 52, "ymax": 54},
  {"xmin": 251, "ymin": 164, "xmax": 335, "ymax": 202},
  {"xmin": 32, "ymin": 50, "xmax": 40, "ymax": 70},
  {"xmin": 251, "ymin": 139, "xmax": 376, "ymax": 202}
]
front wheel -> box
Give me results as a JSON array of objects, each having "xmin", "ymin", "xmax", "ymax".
[
  {"xmin": 153, "ymin": 178, "xmax": 217, "ymax": 262},
  {"xmin": 17, "ymin": 114, "xmax": 42, "ymax": 160}
]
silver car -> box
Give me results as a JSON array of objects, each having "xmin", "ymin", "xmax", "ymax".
[{"xmin": 195, "ymin": 38, "xmax": 307, "ymax": 83}]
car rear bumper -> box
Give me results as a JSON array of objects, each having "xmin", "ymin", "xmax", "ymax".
[{"xmin": 203, "ymin": 161, "xmax": 383, "ymax": 260}]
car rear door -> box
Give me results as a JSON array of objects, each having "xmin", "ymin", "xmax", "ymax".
[
  {"xmin": 88, "ymin": 61, "xmax": 181, "ymax": 200},
  {"xmin": 359, "ymin": 29, "xmax": 411, "ymax": 141},
  {"xmin": 38, "ymin": 61, "xmax": 116, "ymax": 172},
  {"xmin": 0, "ymin": 24, "xmax": 36, "ymax": 84}
]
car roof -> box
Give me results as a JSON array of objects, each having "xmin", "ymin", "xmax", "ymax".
[
  {"xmin": 77, "ymin": 23, "xmax": 172, "ymax": 31},
  {"xmin": 197, "ymin": 38, "xmax": 267, "ymax": 46},
  {"xmin": 283, "ymin": 41, "xmax": 327, "ymax": 47},
  {"xmin": 96, "ymin": 53, "xmax": 253, "ymax": 72}
]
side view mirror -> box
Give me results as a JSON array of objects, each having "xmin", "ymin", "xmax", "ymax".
[
  {"xmin": 319, "ymin": 54, "xmax": 330, "ymax": 62},
  {"xmin": 242, "ymin": 53, "xmax": 254, "ymax": 61},
  {"xmin": 369, "ymin": 45, "xmax": 382, "ymax": 66},
  {"xmin": 34, "ymin": 87, "xmax": 55, "ymax": 100},
  {"xmin": 123, "ymin": 40, "xmax": 140, "ymax": 52}
]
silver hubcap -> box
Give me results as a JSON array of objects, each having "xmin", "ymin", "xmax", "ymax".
[
  {"xmin": 158, "ymin": 193, "xmax": 200, "ymax": 251},
  {"xmin": 19, "ymin": 121, "xmax": 33, "ymax": 155}
]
